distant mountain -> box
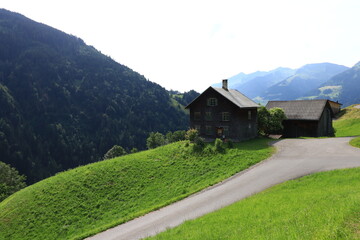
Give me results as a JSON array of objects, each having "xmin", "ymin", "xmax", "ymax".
[
  {"xmin": 235, "ymin": 67, "xmax": 296, "ymax": 99},
  {"xmin": 302, "ymin": 62, "xmax": 360, "ymax": 106},
  {"xmin": 0, "ymin": 9, "xmax": 189, "ymax": 183},
  {"xmin": 213, "ymin": 71, "xmax": 268, "ymax": 88},
  {"xmin": 257, "ymin": 63, "xmax": 349, "ymax": 102}
]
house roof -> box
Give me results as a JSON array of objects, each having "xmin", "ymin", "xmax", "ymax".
[
  {"xmin": 185, "ymin": 86, "xmax": 259, "ymax": 109},
  {"xmin": 266, "ymin": 99, "xmax": 330, "ymax": 120}
]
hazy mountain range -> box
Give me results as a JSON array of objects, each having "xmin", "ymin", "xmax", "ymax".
[{"xmin": 217, "ymin": 62, "xmax": 359, "ymax": 106}]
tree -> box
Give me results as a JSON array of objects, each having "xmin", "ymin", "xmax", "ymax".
[
  {"xmin": 0, "ymin": 161, "xmax": 26, "ymax": 202},
  {"xmin": 146, "ymin": 132, "xmax": 166, "ymax": 149},
  {"xmin": 103, "ymin": 145, "xmax": 127, "ymax": 160},
  {"xmin": 268, "ymin": 107, "xmax": 287, "ymax": 134},
  {"xmin": 258, "ymin": 106, "xmax": 286, "ymax": 135}
]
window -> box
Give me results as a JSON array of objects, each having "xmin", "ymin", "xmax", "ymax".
[
  {"xmin": 207, "ymin": 98, "xmax": 218, "ymax": 106},
  {"xmin": 222, "ymin": 112, "xmax": 230, "ymax": 121},
  {"xmin": 205, "ymin": 112, "xmax": 213, "ymax": 121},
  {"xmin": 248, "ymin": 110, "xmax": 252, "ymax": 120},
  {"xmin": 194, "ymin": 112, "xmax": 201, "ymax": 121},
  {"xmin": 206, "ymin": 125, "xmax": 212, "ymax": 135}
]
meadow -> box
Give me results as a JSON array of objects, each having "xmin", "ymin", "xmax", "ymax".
[
  {"xmin": 148, "ymin": 168, "xmax": 360, "ymax": 240},
  {"xmin": 334, "ymin": 104, "xmax": 360, "ymax": 137},
  {"xmin": 0, "ymin": 138, "xmax": 273, "ymax": 240}
]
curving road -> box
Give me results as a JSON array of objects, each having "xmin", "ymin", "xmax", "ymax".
[{"xmin": 87, "ymin": 137, "xmax": 360, "ymax": 240}]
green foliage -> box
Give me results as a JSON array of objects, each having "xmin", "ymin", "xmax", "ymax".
[
  {"xmin": 130, "ymin": 148, "xmax": 138, "ymax": 154},
  {"xmin": 226, "ymin": 139, "xmax": 234, "ymax": 149},
  {"xmin": 257, "ymin": 106, "xmax": 271, "ymax": 135},
  {"xmin": 0, "ymin": 9, "xmax": 189, "ymax": 183},
  {"xmin": 192, "ymin": 137, "xmax": 205, "ymax": 152},
  {"xmin": 103, "ymin": 145, "xmax": 127, "ymax": 160},
  {"xmin": 0, "ymin": 162, "xmax": 26, "ymax": 202},
  {"xmin": 334, "ymin": 105, "xmax": 360, "ymax": 137},
  {"xmin": 149, "ymin": 168, "xmax": 360, "ymax": 240},
  {"xmin": 146, "ymin": 132, "xmax": 166, "ymax": 149},
  {"xmin": 0, "ymin": 139, "xmax": 273, "ymax": 240},
  {"xmin": 350, "ymin": 137, "xmax": 360, "ymax": 148},
  {"xmin": 257, "ymin": 106, "xmax": 286, "ymax": 135},
  {"xmin": 214, "ymin": 138, "xmax": 225, "ymax": 153},
  {"xmin": 185, "ymin": 129, "xmax": 199, "ymax": 142},
  {"xmin": 166, "ymin": 130, "xmax": 186, "ymax": 143},
  {"xmin": 268, "ymin": 107, "xmax": 287, "ymax": 133}
]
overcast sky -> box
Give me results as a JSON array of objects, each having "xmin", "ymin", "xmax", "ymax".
[{"xmin": 2, "ymin": 0, "xmax": 360, "ymax": 92}]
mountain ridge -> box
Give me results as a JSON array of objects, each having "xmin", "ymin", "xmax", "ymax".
[{"xmin": 0, "ymin": 9, "xmax": 189, "ymax": 183}]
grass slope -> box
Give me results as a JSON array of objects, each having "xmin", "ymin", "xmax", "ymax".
[
  {"xmin": 149, "ymin": 168, "xmax": 360, "ymax": 240},
  {"xmin": 350, "ymin": 137, "xmax": 360, "ymax": 148},
  {"xmin": 0, "ymin": 139, "xmax": 273, "ymax": 240},
  {"xmin": 334, "ymin": 104, "xmax": 360, "ymax": 137}
]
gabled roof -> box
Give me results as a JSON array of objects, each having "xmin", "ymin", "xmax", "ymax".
[
  {"xmin": 266, "ymin": 99, "xmax": 330, "ymax": 120},
  {"xmin": 185, "ymin": 86, "xmax": 259, "ymax": 109}
]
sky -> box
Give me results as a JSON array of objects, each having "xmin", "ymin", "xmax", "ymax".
[{"xmin": 2, "ymin": 0, "xmax": 360, "ymax": 92}]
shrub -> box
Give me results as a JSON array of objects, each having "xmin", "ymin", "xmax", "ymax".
[
  {"xmin": 130, "ymin": 148, "xmax": 138, "ymax": 154},
  {"xmin": 0, "ymin": 161, "xmax": 26, "ymax": 202},
  {"xmin": 258, "ymin": 106, "xmax": 286, "ymax": 135},
  {"xmin": 214, "ymin": 138, "xmax": 225, "ymax": 153},
  {"xmin": 146, "ymin": 132, "xmax": 166, "ymax": 149},
  {"xmin": 185, "ymin": 129, "xmax": 199, "ymax": 143},
  {"xmin": 226, "ymin": 139, "xmax": 234, "ymax": 149},
  {"xmin": 103, "ymin": 145, "xmax": 127, "ymax": 159},
  {"xmin": 192, "ymin": 136, "xmax": 205, "ymax": 152}
]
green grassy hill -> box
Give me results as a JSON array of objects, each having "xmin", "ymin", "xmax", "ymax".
[
  {"xmin": 0, "ymin": 139, "xmax": 273, "ymax": 240},
  {"xmin": 334, "ymin": 104, "xmax": 360, "ymax": 137},
  {"xmin": 149, "ymin": 168, "xmax": 360, "ymax": 240}
]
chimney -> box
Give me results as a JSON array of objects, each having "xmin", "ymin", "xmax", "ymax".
[{"xmin": 222, "ymin": 79, "xmax": 228, "ymax": 91}]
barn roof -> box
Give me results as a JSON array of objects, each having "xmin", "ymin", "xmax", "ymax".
[
  {"xmin": 185, "ymin": 86, "xmax": 259, "ymax": 109},
  {"xmin": 266, "ymin": 99, "xmax": 330, "ymax": 120}
]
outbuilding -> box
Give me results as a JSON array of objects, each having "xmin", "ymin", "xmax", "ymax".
[{"xmin": 266, "ymin": 99, "xmax": 336, "ymax": 138}]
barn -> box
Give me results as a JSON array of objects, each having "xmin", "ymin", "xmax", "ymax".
[
  {"xmin": 185, "ymin": 80, "xmax": 259, "ymax": 141},
  {"xmin": 266, "ymin": 99, "xmax": 336, "ymax": 138}
]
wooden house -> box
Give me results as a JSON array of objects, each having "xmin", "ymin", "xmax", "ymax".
[
  {"xmin": 266, "ymin": 99, "xmax": 336, "ymax": 138},
  {"xmin": 185, "ymin": 80, "xmax": 259, "ymax": 141}
]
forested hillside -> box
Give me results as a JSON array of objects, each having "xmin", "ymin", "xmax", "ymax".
[{"xmin": 0, "ymin": 9, "xmax": 190, "ymax": 183}]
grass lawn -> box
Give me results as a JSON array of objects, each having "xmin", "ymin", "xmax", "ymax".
[
  {"xmin": 148, "ymin": 168, "xmax": 360, "ymax": 240},
  {"xmin": 0, "ymin": 138, "xmax": 273, "ymax": 240},
  {"xmin": 334, "ymin": 105, "xmax": 360, "ymax": 137},
  {"xmin": 350, "ymin": 137, "xmax": 360, "ymax": 148}
]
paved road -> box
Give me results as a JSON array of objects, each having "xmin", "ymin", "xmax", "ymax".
[{"xmin": 87, "ymin": 137, "xmax": 360, "ymax": 240}]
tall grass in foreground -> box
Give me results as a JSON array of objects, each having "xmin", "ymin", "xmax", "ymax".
[
  {"xmin": 149, "ymin": 168, "xmax": 360, "ymax": 240},
  {"xmin": 0, "ymin": 138, "xmax": 273, "ymax": 240}
]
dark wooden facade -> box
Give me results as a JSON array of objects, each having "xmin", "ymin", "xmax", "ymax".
[
  {"xmin": 186, "ymin": 84, "xmax": 258, "ymax": 141},
  {"xmin": 266, "ymin": 100, "xmax": 335, "ymax": 138}
]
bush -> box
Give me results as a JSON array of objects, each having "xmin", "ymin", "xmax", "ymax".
[
  {"xmin": 146, "ymin": 132, "xmax": 166, "ymax": 149},
  {"xmin": 226, "ymin": 139, "xmax": 234, "ymax": 149},
  {"xmin": 0, "ymin": 161, "xmax": 26, "ymax": 202},
  {"xmin": 192, "ymin": 136, "xmax": 205, "ymax": 152},
  {"xmin": 258, "ymin": 106, "xmax": 286, "ymax": 135},
  {"xmin": 103, "ymin": 145, "xmax": 127, "ymax": 159},
  {"xmin": 214, "ymin": 138, "xmax": 225, "ymax": 153},
  {"xmin": 185, "ymin": 129, "xmax": 199, "ymax": 142}
]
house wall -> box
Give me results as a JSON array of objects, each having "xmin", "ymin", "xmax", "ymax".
[
  {"xmin": 317, "ymin": 105, "xmax": 333, "ymax": 136},
  {"xmin": 189, "ymin": 88, "xmax": 257, "ymax": 141}
]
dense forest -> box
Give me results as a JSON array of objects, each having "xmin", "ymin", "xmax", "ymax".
[{"xmin": 0, "ymin": 9, "xmax": 198, "ymax": 183}]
